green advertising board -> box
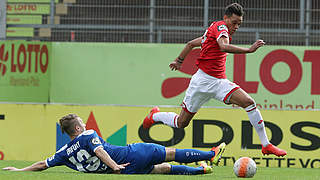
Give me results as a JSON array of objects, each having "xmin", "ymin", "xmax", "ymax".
[
  {"xmin": 0, "ymin": 41, "xmax": 50, "ymax": 102},
  {"xmin": 7, "ymin": 4, "xmax": 50, "ymax": 14},
  {"xmin": 6, "ymin": 27, "xmax": 34, "ymax": 37},
  {"xmin": 50, "ymin": 43, "xmax": 320, "ymax": 110},
  {"xmin": 0, "ymin": 41, "xmax": 319, "ymax": 110},
  {"xmin": 7, "ymin": 15, "xmax": 42, "ymax": 24},
  {"xmin": 50, "ymin": 43, "xmax": 186, "ymax": 106},
  {"xmin": 8, "ymin": 0, "xmax": 58, "ymax": 3},
  {"xmin": 228, "ymin": 46, "xmax": 319, "ymax": 111}
]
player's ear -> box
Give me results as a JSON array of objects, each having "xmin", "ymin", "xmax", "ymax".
[
  {"xmin": 223, "ymin": 15, "xmax": 228, "ymax": 21},
  {"xmin": 75, "ymin": 124, "xmax": 81, "ymax": 132}
]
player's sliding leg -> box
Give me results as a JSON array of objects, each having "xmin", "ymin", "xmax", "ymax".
[
  {"xmin": 210, "ymin": 142, "xmax": 226, "ymax": 165},
  {"xmin": 174, "ymin": 148, "xmax": 214, "ymax": 163},
  {"xmin": 143, "ymin": 107, "xmax": 194, "ymax": 129},
  {"xmin": 199, "ymin": 161, "xmax": 213, "ymax": 174},
  {"xmin": 151, "ymin": 162, "xmax": 212, "ymax": 175},
  {"xmin": 169, "ymin": 164, "xmax": 211, "ymax": 175},
  {"xmin": 165, "ymin": 142, "xmax": 226, "ymax": 166},
  {"xmin": 229, "ymin": 88, "xmax": 287, "ymax": 157}
]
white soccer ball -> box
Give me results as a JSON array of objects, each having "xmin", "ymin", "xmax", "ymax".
[{"xmin": 233, "ymin": 157, "xmax": 257, "ymax": 178}]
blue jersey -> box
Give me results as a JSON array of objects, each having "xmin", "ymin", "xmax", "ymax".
[{"xmin": 45, "ymin": 130, "xmax": 128, "ymax": 173}]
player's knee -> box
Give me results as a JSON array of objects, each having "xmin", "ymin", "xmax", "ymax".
[
  {"xmin": 177, "ymin": 115, "xmax": 193, "ymax": 128},
  {"xmin": 152, "ymin": 163, "xmax": 172, "ymax": 174},
  {"xmin": 159, "ymin": 163, "xmax": 172, "ymax": 174},
  {"xmin": 177, "ymin": 120, "xmax": 190, "ymax": 128},
  {"xmin": 163, "ymin": 163, "xmax": 171, "ymax": 172},
  {"xmin": 242, "ymin": 98, "xmax": 255, "ymax": 108},
  {"xmin": 243, "ymin": 100, "xmax": 258, "ymax": 112}
]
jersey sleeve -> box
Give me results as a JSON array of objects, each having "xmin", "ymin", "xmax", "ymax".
[
  {"xmin": 86, "ymin": 131, "xmax": 104, "ymax": 153},
  {"xmin": 45, "ymin": 145, "xmax": 67, "ymax": 167},
  {"xmin": 214, "ymin": 23, "xmax": 229, "ymax": 41}
]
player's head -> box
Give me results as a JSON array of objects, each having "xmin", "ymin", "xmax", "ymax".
[
  {"xmin": 59, "ymin": 114, "xmax": 86, "ymax": 136},
  {"xmin": 224, "ymin": 3, "xmax": 244, "ymax": 35}
]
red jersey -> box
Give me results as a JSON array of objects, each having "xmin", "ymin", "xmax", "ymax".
[{"xmin": 196, "ymin": 21, "xmax": 232, "ymax": 79}]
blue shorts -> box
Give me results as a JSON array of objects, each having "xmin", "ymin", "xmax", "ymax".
[{"xmin": 121, "ymin": 143, "xmax": 166, "ymax": 174}]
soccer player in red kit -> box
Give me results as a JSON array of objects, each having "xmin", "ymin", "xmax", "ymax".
[{"xmin": 143, "ymin": 3, "xmax": 286, "ymax": 157}]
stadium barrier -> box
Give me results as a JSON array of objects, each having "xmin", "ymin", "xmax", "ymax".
[
  {"xmin": 7, "ymin": 0, "xmax": 61, "ymax": 38},
  {"xmin": 0, "ymin": 41, "xmax": 319, "ymax": 110},
  {"xmin": 0, "ymin": 41, "xmax": 319, "ymax": 168},
  {"xmin": 0, "ymin": 104, "xmax": 319, "ymax": 168}
]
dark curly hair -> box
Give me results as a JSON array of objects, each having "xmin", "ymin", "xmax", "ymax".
[{"xmin": 225, "ymin": 3, "xmax": 244, "ymax": 17}]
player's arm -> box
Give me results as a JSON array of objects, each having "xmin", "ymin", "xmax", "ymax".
[
  {"xmin": 169, "ymin": 37, "xmax": 202, "ymax": 71},
  {"xmin": 3, "ymin": 160, "xmax": 49, "ymax": 172},
  {"xmin": 177, "ymin": 37, "xmax": 202, "ymax": 60},
  {"xmin": 94, "ymin": 146, "xmax": 129, "ymax": 174},
  {"xmin": 218, "ymin": 36, "xmax": 265, "ymax": 54}
]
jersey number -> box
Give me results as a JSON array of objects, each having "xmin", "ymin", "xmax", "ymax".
[
  {"xmin": 69, "ymin": 149, "xmax": 101, "ymax": 172},
  {"xmin": 201, "ymin": 30, "xmax": 208, "ymax": 45}
]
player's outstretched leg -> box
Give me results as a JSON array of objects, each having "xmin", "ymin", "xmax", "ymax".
[
  {"xmin": 244, "ymin": 103, "xmax": 287, "ymax": 157},
  {"xmin": 171, "ymin": 142, "xmax": 226, "ymax": 166},
  {"xmin": 210, "ymin": 142, "xmax": 226, "ymax": 166},
  {"xmin": 152, "ymin": 162, "xmax": 212, "ymax": 175},
  {"xmin": 230, "ymin": 88, "xmax": 287, "ymax": 157},
  {"xmin": 244, "ymin": 104, "xmax": 287, "ymax": 157},
  {"xmin": 261, "ymin": 144, "xmax": 287, "ymax": 157},
  {"xmin": 199, "ymin": 161, "xmax": 213, "ymax": 174},
  {"xmin": 143, "ymin": 107, "xmax": 179, "ymax": 128},
  {"xmin": 174, "ymin": 148, "xmax": 214, "ymax": 163},
  {"xmin": 143, "ymin": 107, "xmax": 160, "ymax": 128},
  {"xmin": 170, "ymin": 163, "xmax": 213, "ymax": 175}
]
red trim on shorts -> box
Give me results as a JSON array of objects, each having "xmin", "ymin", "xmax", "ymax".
[
  {"xmin": 174, "ymin": 115, "xmax": 178, "ymax": 128},
  {"xmin": 223, "ymin": 87, "xmax": 240, "ymax": 104},
  {"xmin": 182, "ymin": 102, "xmax": 196, "ymax": 115}
]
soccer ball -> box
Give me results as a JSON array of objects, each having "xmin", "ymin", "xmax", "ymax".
[{"xmin": 233, "ymin": 157, "xmax": 257, "ymax": 178}]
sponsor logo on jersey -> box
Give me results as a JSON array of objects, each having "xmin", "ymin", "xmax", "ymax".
[
  {"xmin": 218, "ymin": 24, "xmax": 228, "ymax": 31},
  {"xmin": 91, "ymin": 137, "xmax": 101, "ymax": 145}
]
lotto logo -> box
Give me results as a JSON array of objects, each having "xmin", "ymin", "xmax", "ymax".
[
  {"xmin": 0, "ymin": 43, "xmax": 49, "ymax": 77},
  {"xmin": 0, "ymin": 44, "xmax": 9, "ymax": 76}
]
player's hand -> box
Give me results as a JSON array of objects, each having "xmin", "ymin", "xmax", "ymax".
[
  {"xmin": 169, "ymin": 60, "xmax": 182, "ymax": 71},
  {"xmin": 248, "ymin": 39, "xmax": 265, "ymax": 53},
  {"xmin": 112, "ymin": 163, "xmax": 130, "ymax": 174},
  {"xmin": 2, "ymin": 167, "xmax": 20, "ymax": 171}
]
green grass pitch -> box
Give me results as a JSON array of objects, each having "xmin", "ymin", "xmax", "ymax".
[{"xmin": 0, "ymin": 160, "xmax": 319, "ymax": 180}]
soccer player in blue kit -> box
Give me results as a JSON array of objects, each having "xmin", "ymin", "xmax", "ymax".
[{"xmin": 3, "ymin": 114, "xmax": 226, "ymax": 175}]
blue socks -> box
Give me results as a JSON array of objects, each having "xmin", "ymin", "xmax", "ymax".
[
  {"xmin": 169, "ymin": 165, "xmax": 204, "ymax": 175},
  {"xmin": 168, "ymin": 149, "xmax": 215, "ymax": 175},
  {"xmin": 174, "ymin": 149, "xmax": 214, "ymax": 163}
]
